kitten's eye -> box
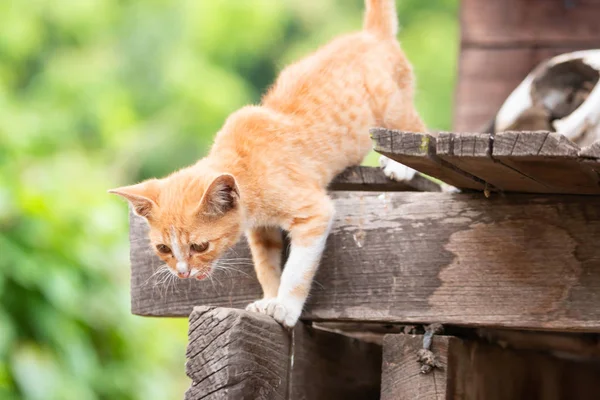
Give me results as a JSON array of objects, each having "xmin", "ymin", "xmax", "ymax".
[
  {"xmin": 190, "ymin": 242, "xmax": 209, "ymax": 253},
  {"xmin": 156, "ymin": 244, "xmax": 172, "ymax": 254}
]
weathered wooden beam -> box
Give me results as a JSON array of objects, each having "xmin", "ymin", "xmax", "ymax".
[
  {"xmin": 461, "ymin": 0, "xmax": 600, "ymax": 48},
  {"xmin": 185, "ymin": 306, "xmax": 288, "ymax": 400},
  {"xmin": 131, "ymin": 191, "xmax": 600, "ymax": 332},
  {"xmin": 492, "ymin": 131, "xmax": 600, "ymax": 194},
  {"xmin": 371, "ymin": 128, "xmax": 486, "ymax": 190},
  {"xmin": 436, "ymin": 131, "xmax": 549, "ymax": 193},
  {"xmin": 373, "ymin": 130, "xmax": 600, "ymax": 194},
  {"xmin": 330, "ymin": 166, "xmax": 440, "ymax": 192},
  {"xmin": 185, "ymin": 306, "xmax": 381, "ymax": 400},
  {"xmin": 382, "ymin": 334, "xmax": 600, "ymax": 400}
]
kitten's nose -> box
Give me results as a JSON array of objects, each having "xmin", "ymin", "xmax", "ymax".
[
  {"xmin": 178, "ymin": 271, "xmax": 190, "ymax": 279},
  {"xmin": 176, "ymin": 261, "xmax": 189, "ymax": 278}
]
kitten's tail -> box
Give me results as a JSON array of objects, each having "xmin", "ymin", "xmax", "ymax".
[{"xmin": 363, "ymin": 0, "xmax": 398, "ymax": 38}]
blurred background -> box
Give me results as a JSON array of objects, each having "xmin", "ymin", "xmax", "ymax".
[{"xmin": 0, "ymin": 0, "xmax": 457, "ymax": 398}]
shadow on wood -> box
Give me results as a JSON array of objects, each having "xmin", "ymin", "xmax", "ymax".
[
  {"xmin": 381, "ymin": 334, "xmax": 600, "ymax": 400},
  {"xmin": 330, "ymin": 166, "xmax": 440, "ymax": 192}
]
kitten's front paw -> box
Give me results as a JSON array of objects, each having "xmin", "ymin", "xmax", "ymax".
[
  {"xmin": 440, "ymin": 183, "xmax": 461, "ymax": 193},
  {"xmin": 246, "ymin": 298, "xmax": 302, "ymax": 327},
  {"xmin": 245, "ymin": 298, "xmax": 272, "ymax": 314},
  {"xmin": 380, "ymin": 156, "xmax": 417, "ymax": 182},
  {"xmin": 267, "ymin": 299, "xmax": 302, "ymax": 328}
]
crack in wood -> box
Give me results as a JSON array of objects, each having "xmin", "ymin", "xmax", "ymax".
[{"xmin": 487, "ymin": 132, "xmax": 552, "ymax": 190}]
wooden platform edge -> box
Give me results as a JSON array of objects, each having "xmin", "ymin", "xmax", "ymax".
[
  {"xmin": 372, "ymin": 129, "xmax": 600, "ymax": 194},
  {"xmin": 370, "ymin": 128, "xmax": 488, "ymax": 190},
  {"xmin": 185, "ymin": 306, "xmax": 381, "ymax": 400}
]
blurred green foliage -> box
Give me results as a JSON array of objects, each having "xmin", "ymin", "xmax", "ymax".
[{"xmin": 0, "ymin": 0, "xmax": 457, "ymax": 398}]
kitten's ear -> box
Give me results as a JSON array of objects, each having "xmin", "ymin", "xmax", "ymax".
[
  {"xmin": 200, "ymin": 174, "xmax": 239, "ymax": 216},
  {"xmin": 108, "ymin": 180, "xmax": 160, "ymax": 219}
]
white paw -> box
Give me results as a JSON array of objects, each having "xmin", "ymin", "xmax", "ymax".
[
  {"xmin": 245, "ymin": 298, "xmax": 272, "ymax": 314},
  {"xmin": 440, "ymin": 183, "xmax": 461, "ymax": 193},
  {"xmin": 267, "ymin": 299, "xmax": 302, "ymax": 328},
  {"xmin": 380, "ymin": 156, "xmax": 417, "ymax": 182},
  {"xmin": 246, "ymin": 298, "xmax": 301, "ymax": 328}
]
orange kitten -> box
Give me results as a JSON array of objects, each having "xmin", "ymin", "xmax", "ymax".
[{"xmin": 110, "ymin": 0, "xmax": 425, "ymax": 327}]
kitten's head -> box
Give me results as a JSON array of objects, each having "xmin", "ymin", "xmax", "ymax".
[{"xmin": 109, "ymin": 172, "xmax": 243, "ymax": 279}]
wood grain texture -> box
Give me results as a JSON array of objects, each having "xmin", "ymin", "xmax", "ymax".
[
  {"xmin": 330, "ymin": 166, "xmax": 440, "ymax": 192},
  {"xmin": 371, "ymin": 128, "xmax": 486, "ymax": 190},
  {"xmin": 381, "ymin": 335, "xmax": 448, "ymax": 400},
  {"xmin": 382, "ymin": 334, "xmax": 600, "ymax": 400},
  {"xmin": 461, "ymin": 0, "xmax": 600, "ymax": 48},
  {"xmin": 454, "ymin": 47, "xmax": 591, "ymax": 132},
  {"xmin": 185, "ymin": 306, "xmax": 289, "ymax": 400},
  {"xmin": 131, "ymin": 191, "xmax": 600, "ymax": 331},
  {"xmin": 492, "ymin": 131, "xmax": 600, "ymax": 194},
  {"xmin": 437, "ymin": 132, "xmax": 548, "ymax": 192},
  {"xmin": 374, "ymin": 130, "xmax": 600, "ymax": 194},
  {"xmin": 185, "ymin": 307, "xmax": 381, "ymax": 400}
]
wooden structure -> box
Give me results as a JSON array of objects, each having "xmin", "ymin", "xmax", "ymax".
[
  {"xmin": 373, "ymin": 129, "xmax": 600, "ymax": 194},
  {"xmin": 127, "ymin": 1, "xmax": 600, "ymax": 399}
]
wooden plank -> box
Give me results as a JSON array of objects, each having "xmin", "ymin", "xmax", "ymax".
[
  {"xmin": 382, "ymin": 334, "xmax": 600, "ymax": 400},
  {"xmin": 371, "ymin": 128, "xmax": 486, "ymax": 190},
  {"xmin": 130, "ymin": 191, "xmax": 600, "ymax": 332},
  {"xmin": 185, "ymin": 306, "xmax": 289, "ymax": 400},
  {"xmin": 377, "ymin": 130, "xmax": 600, "ymax": 194},
  {"xmin": 493, "ymin": 131, "xmax": 600, "ymax": 194},
  {"xmin": 461, "ymin": 0, "xmax": 600, "ymax": 48},
  {"xmin": 381, "ymin": 334, "xmax": 448, "ymax": 400},
  {"xmin": 436, "ymin": 132, "xmax": 551, "ymax": 192},
  {"xmin": 580, "ymin": 141, "xmax": 600, "ymax": 159},
  {"xmin": 330, "ymin": 166, "xmax": 440, "ymax": 192},
  {"xmin": 185, "ymin": 306, "xmax": 381, "ymax": 400},
  {"xmin": 454, "ymin": 47, "xmax": 591, "ymax": 132}
]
